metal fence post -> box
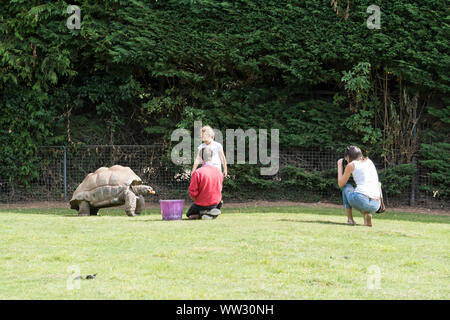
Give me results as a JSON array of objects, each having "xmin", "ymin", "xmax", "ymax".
[
  {"xmin": 410, "ymin": 156, "xmax": 416, "ymax": 206},
  {"xmin": 63, "ymin": 146, "xmax": 67, "ymax": 201},
  {"xmin": 410, "ymin": 103, "xmax": 418, "ymax": 207}
]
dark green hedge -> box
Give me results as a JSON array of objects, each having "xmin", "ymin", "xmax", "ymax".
[{"xmin": 1, "ymin": 1, "xmax": 448, "ymax": 197}]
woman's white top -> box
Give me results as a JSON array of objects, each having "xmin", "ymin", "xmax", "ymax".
[
  {"xmin": 198, "ymin": 140, "xmax": 223, "ymax": 171},
  {"xmin": 352, "ymin": 158, "xmax": 380, "ymax": 199}
]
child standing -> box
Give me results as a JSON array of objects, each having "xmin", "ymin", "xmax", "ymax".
[{"xmin": 191, "ymin": 125, "xmax": 227, "ymax": 177}]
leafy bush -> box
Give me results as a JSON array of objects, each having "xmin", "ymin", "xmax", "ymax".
[
  {"xmin": 419, "ymin": 143, "xmax": 450, "ymax": 200},
  {"xmin": 378, "ymin": 164, "xmax": 416, "ymax": 198}
]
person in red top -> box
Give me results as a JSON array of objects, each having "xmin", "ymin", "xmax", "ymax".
[{"xmin": 187, "ymin": 147, "xmax": 224, "ymax": 220}]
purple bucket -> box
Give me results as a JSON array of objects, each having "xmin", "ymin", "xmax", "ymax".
[{"xmin": 159, "ymin": 200, "xmax": 184, "ymax": 220}]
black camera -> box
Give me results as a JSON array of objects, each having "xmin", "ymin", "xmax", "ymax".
[{"xmin": 341, "ymin": 157, "xmax": 347, "ymax": 174}]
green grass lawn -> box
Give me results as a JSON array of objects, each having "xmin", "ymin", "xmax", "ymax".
[{"xmin": 0, "ymin": 206, "xmax": 449, "ymax": 299}]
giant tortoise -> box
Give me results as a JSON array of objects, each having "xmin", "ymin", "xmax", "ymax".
[{"xmin": 69, "ymin": 165, "xmax": 155, "ymax": 216}]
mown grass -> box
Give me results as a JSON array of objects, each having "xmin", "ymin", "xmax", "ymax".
[{"xmin": 0, "ymin": 206, "xmax": 448, "ymax": 299}]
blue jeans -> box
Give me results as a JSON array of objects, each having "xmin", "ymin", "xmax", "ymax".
[{"xmin": 342, "ymin": 184, "xmax": 381, "ymax": 213}]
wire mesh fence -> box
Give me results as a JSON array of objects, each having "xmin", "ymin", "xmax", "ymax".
[{"xmin": 0, "ymin": 145, "xmax": 446, "ymax": 210}]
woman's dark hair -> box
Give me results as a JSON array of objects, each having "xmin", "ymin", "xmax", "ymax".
[{"xmin": 344, "ymin": 145, "xmax": 365, "ymax": 162}]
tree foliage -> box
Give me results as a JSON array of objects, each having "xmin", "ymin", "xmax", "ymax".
[{"xmin": 0, "ymin": 0, "xmax": 448, "ymax": 194}]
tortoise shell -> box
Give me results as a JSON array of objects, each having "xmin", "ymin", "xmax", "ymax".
[{"xmin": 70, "ymin": 165, "xmax": 142, "ymax": 209}]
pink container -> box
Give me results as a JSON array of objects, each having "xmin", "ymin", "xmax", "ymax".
[{"xmin": 159, "ymin": 200, "xmax": 184, "ymax": 220}]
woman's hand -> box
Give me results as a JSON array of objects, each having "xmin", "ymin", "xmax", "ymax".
[
  {"xmin": 337, "ymin": 160, "xmax": 354, "ymax": 188},
  {"xmin": 337, "ymin": 158, "xmax": 344, "ymax": 172}
]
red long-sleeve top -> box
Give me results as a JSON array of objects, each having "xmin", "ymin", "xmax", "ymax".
[{"xmin": 189, "ymin": 164, "xmax": 223, "ymax": 206}]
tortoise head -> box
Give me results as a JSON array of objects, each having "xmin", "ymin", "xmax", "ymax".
[{"xmin": 132, "ymin": 185, "xmax": 156, "ymax": 196}]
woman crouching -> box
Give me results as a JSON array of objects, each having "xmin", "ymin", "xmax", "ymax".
[{"xmin": 337, "ymin": 145, "xmax": 381, "ymax": 227}]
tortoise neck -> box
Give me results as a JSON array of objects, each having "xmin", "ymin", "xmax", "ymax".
[{"xmin": 131, "ymin": 185, "xmax": 146, "ymax": 195}]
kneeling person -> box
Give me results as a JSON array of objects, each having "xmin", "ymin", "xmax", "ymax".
[{"xmin": 187, "ymin": 147, "xmax": 223, "ymax": 220}]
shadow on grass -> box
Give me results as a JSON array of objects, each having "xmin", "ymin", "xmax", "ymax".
[
  {"xmin": 1, "ymin": 206, "xmax": 448, "ymax": 224},
  {"xmin": 0, "ymin": 208, "xmax": 191, "ymax": 220},
  {"xmin": 277, "ymin": 218, "xmax": 366, "ymax": 227},
  {"xmin": 313, "ymin": 212, "xmax": 447, "ymax": 225},
  {"xmin": 0, "ymin": 208, "xmax": 162, "ymax": 215},
  {"xmin": 226, "ymin": 206, "xmax": 450, "ymax": 225}
]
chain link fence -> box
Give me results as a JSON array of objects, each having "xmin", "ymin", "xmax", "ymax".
[{"xmin": 0, "ymin": 145, "xmax": 446, "ymax": 210}]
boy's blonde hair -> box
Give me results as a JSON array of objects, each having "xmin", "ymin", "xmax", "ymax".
[{"xmin": 201, "ymin": 125, "xmax": 215, "ymax": 139}]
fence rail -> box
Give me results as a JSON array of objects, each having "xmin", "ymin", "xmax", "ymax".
[{"xmin": 0, "ymin": 145, "xmax": 446, "ymax": 210}]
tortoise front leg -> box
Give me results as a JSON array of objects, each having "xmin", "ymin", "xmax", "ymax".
[
  {"xmin": 135, "ymin": 197, "xmax": 145, "ymax": 215},
  {"xmin": 78, "ymin": 201, "xmax": 91, "ymax": 216},
  {"xmin": 124, "ymin": 190, "xmax": 137, "ymax": 216}
]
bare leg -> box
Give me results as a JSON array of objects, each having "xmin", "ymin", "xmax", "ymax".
[
  {"xmin": 342, "ymin": 184, "xmax": 355, "ymax": 225},
  {"xmin": 363, "ymin": 212, "xmax": 372, "ymax": 227},
  {"xmin": 78, "ymin": 201, "xmax": 90, "ymax": 216},
  {"xmin": 135, "ymin": 197, "xmax": 145, "ymax": 215},
  {"xmin": 346, "ymin": 208, "xmax": 355, "ymax": 225},
  {"xmin": 124, "ymin": 190, "xmax": 137, "ymax": 216}
]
